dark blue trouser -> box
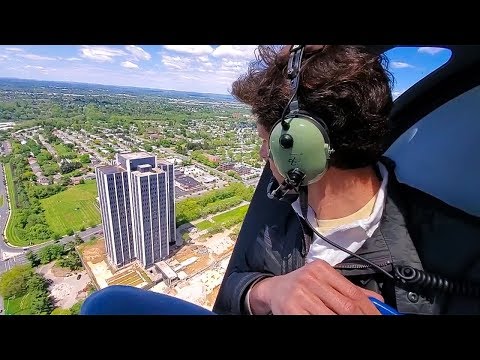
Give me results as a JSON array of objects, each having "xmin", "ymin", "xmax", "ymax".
[{"xmin": 80, "ymin": 285, "xmax": 215, "ymax": 315}]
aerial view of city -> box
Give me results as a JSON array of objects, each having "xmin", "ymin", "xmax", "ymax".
[
  {"xmin": 0, "ymin": 76, "xmax": 262, "ymax": 314},
  {"xmin": 0, "ymin": 44, "xmax": 455, "ymax": 315}
]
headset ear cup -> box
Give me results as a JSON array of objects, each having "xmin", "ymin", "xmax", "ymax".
[{"xmin": 269, "ymin": 113, "xmax": 332, "ymax": 186}]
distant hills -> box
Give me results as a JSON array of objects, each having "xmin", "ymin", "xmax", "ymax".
[{"xmin": 0, "ymin": 77, "xmax": 238, "ymax": 103}]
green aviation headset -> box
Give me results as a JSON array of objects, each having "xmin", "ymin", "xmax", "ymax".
[{"xmin": 268, "ymin": 45, "xmax": 334, "ymax": 198}]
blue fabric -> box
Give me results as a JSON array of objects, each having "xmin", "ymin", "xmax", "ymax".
[{"xmin": 80, "ymin": 285, "xmax": 215, "ymax": 315}]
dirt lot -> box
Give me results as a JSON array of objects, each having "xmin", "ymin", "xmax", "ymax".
[
  {"xmin": 78, "ymin": 238, "xmax": 106, "ymax": 264},
  {"xmin": 77, "ymin": 237, "xmax": 152, "ymax": 289},
  {"xmin": 151, "ymin": 230, "xmax": 235, "ymax": 310},
  {"xmin": 37, "ymin": 262, "xmax": 91, "ymax": 309}
]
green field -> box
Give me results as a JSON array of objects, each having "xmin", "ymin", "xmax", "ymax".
[
  {"xmin": 4, "ymin": 293, "xmax": 35, "ymax": 315},
  {"xmin": 0, "ymin": 195, "xmax": 3, "ymax": 207},
  {"xmin": 41, "ymin": 180, "xmax": 101, "ymax": 236},
  {"xmin": 53, "ymin": 143, "xmax": 76, "ymax": 159},
  {"xmin": 212, "ymin": 204, "xmax": 249, "ymax": 224},
  {"xmin": 195, "ymin": 220, "xmax": 214, "ymax": 231},
  {"xmin": 195, "ymin": 204, "xmax": 250, "ymax": 232}
]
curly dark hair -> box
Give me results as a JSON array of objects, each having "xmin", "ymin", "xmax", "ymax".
[{"xmin": 230, "ymin": 45, "xmax": 394, "ymax": 169}]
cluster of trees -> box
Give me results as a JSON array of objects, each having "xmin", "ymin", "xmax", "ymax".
[
  {"xmin": 0, "ymin": 238, "xmax": 88, "ymax": 315},
  {"xmin": 0, "ymin": 79, "xmax": 249, "ymax": 126},
  {"xmin": 176, "ymin": 182, "xmax": 254, "ymax": 226},
  {"xmin": 60, "ymin": 161, "xmax": 82, "ymax": 174},
  {"xmin": 26, "ymin": 239, "xmax": 83, "ymax": 271},
  {"xmin": 226, "ymin": 170, "xmax": 242, "ymax": 180},
  {"xmin": 191, "ymin": 150, "xmax": 219, "ymax": 169},
  {"xmin": 6, "ymin": 145, "xmax": 54, "ymax": 244},
  {"xmin": 0, "ymin": 265, "xmax": 53, "ymax": 315}
]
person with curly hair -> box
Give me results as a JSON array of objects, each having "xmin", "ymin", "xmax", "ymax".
[{"xmin": 213, "ymin": 45, "xmax": 434, "ymax": 315}]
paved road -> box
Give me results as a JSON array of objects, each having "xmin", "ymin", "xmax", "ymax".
[{"xmin": 0, "ymin": 225, "xmax": 103, "ymax": 274}]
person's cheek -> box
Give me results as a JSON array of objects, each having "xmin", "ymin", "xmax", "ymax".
[
  {"xmin": 259, "ymin": 142, "xmax": 269, "ymax": 161},
  {"xmin": 269, "ymin": 159, "xmax": 284, "ymax": 184}
]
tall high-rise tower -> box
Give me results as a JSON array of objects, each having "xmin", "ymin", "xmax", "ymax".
[{"xmin": 96, "ymin": 152, "xmax": 175, "ymax": 269}]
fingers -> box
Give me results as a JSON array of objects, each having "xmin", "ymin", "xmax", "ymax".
[
  {"xmin": 304, "ymin": 260, "xmax": 382, "ymax": 315},
  {"xmin": 360, "ymin": 287, "xmax": 384, "ymax": 302},
  {"xmin": 308, "ymin": 276, "xmax": 380, "ymax": 315},
  {"xmin": 296, "ymin": 290, "xmax": 336, "ymax": 315},
  {"xmin": 273, "ymin": 289, "xmax": 336, "ymax": 315}
]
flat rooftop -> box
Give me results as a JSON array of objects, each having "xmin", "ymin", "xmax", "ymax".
[
  {"xmin": 155, "ymin": 261, "xmax": 177, "ymax": 280},
  {"xmin": 131, "ymin": 167, "xmax": 165, "ymax": 176},
  {"xmin": 96, "ymin": 165, "xmax": 126, "ymax": 174},
  {"xmin": 118, "ymin": 152, "xmax": 153, "ymax": 160}
]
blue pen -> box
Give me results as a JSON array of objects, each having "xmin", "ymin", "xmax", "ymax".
[{"xmin": 369, "ymin": 297, "xmax": 402, "ymax": 315}]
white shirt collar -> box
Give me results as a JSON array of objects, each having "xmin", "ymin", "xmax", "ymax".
[{"xmin": 291, "ymin": 162, "xmax": 389, "ymax": 238}]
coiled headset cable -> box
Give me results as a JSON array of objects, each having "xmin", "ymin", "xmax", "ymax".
[{"xmin": 304, "ymin": 216, "xmax": 480, "ymax": 298}]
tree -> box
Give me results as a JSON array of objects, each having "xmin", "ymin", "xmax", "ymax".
[
  {"xmin": 30, "ymin": 290, "xmax": 53, "ymax": 314},
  {"xmin": 74, "ymin": 234, "xmax": 84, "ymax": 245},
  {"xmin": 70, "ymin": 300, "xmax": 84, "ymax": 315},
  {"xmin": 79, "ymin": 154, "xmax": 91, "ymax": 164},
  {"xmin": 26, "ymin": 273, "xmax": 49, "ymax": 293},
  {"xmin": 57, "ymin": 252, "xmax": 82, "ymax": 271},
  {"xmin": 37, "ymin": 244, "xmax": 65, "ymax": 264},
  {"xmin": 25, "ymin": 250, "xmax": 40, "ymax": 267},
  {"xmin": 64, "ymin": 240, "xmax": 76, "ymax": 252},
  {"xmin": 0, "ymin": 265, "xmax": 32, "ymax": 298}
]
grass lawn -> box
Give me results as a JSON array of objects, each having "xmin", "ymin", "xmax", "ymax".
[
  {"xmin": 52, "ymin": 143, "xmax": 76, "ymax": 159},
  {"xmin": 41, "ymin": 180, "xmax": 101, "ymax": 236},
  {"xmin": 212, "ymin": 204, "xmax": 249, "ymax": 224},
  {"xmin": 195, "ymin": 220, "xmax": 213, "ymax": 231},
  {"xmin": 4, "ymin": 292, "xmax": 35, "ymax": 315},
  {"xmin": 0, "ymin": 195, "xmax": 3, "ymax": 207}
]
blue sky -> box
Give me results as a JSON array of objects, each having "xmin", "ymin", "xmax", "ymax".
[{"xmin": 0, "ymin": 45, "xmax": 452, "ymax": 97}]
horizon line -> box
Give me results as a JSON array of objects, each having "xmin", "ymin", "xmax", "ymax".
[{"xmin": 0, "ymin": 76, "xmax": 235, "ymax": 98}]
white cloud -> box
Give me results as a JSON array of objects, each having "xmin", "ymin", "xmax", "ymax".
[
  {"xmin": 24, "ymin": 65, "xmax": 45, "ymax": 70},
  {"xmin": 162, "ymin": 55, "xmax": 192, "ymax": 70},
  {"xmin": 18, "ymin": 53, "xmax": 57, "ymax": 61},
  {"xmin": 65, "ymin": 57, "xmax": 82, "ymax": 61},
  {"xmin": 125, "ymin": 45, "xmax": 151, "ymax": 61},
  {"xmin": 391, "ymin": 61, "xmax": 414, "ymax": 69},
  {"xmin": 164, "ymin": 45, "xmax": 214, "ymax": 55},
  {"xmin": 0, "ymin": 55, "xmax": 7, "ymax": 60},
  {"xmin": 79, "ymin": 46, "xmax": 126, "ymax": 62},
  {"xmin": 212, "ymin": 45, "xmax": 257, "ymax": 59},
  {"xmin": 417, "ymin": 47, "xmax": 446, "ymax": 55},
  {"xmin": 4, "ymin": 47, "xmax": 23, "ymax": 52},
  {"xmin": 198, "ymin": 56, "xmax": 209, "ymax": 62},
  {"xmin": 180, "ymin": 74, "xmax": 201, "ymax": 81},
  {"xmin": 392, "ymin": 90, "xmax": 404, "ymax": 99},
  {"xmin": 220, "ymin": 59, "xmax": 245, "ymax": 72},
  {"xmin": 121, "ymin": 61, "xmax": 139, "ymax": 69}
]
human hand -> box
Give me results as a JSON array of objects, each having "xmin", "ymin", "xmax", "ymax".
[{"xmin": 249, "ymin": 259, "xmax": 383, "ymax": 315}]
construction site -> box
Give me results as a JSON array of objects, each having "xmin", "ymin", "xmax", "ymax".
[{"xmin": 77, "ymin": 225, "xmax": 237, "ymax": 311}]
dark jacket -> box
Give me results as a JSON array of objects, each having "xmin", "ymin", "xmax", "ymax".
[{"xmin": 213, "ymin": 159, "xmax": 480, "ymax": 315}]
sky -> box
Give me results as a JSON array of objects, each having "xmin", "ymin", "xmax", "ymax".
[{"xmin": 0, "ymin": 45, "xmax": 452, "ymax": 98}]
